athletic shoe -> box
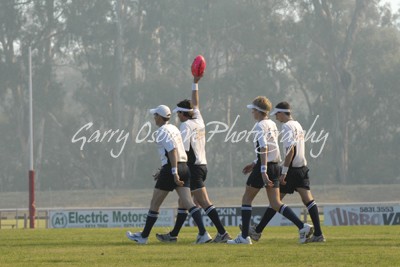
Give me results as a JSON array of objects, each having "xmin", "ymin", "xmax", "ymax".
[
  {"xmin": 239, "ymin": 224, "xmax": 262, "ymax": 242},
  {"xmin": 227, "ymin": 233, "xmax": 252, "ymax": 245},
  {"xmin": 306, "ymin": 234, "xmax": 326, "ymax": 243},
  {"xmin": 195, "ymin": 231, "xmax": 212, "ymax": 244},
  {"xmin": 126, "ymin": 231, "xmax": 148, "ymax": 244},
  {"xmin": 156, "ymin": 232, "xmax": 177, "ymax": 243},
  {"xmin": 299, "ymin": 223, "xmax": 314, "ymax": 244},
  {"xmin": 211, "ymin": 232, "xmax": 231, "ymax": 243}
]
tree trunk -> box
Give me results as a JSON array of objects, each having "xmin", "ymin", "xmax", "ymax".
[{"xmin": 227, "ymin": 95, "xmax": 233, "ymax": 187}]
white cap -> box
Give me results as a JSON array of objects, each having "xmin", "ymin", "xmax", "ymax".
[
  {"xmin": 246, "ymin": 104, "xmax": 267, "ymax": 114},
  {"xmin": 270, "ymin": 108, "xmax": 291, "ymax": 116},
  {"xmin": 149, "ymin": 105, "xmax": 171, "ymax": 118}
]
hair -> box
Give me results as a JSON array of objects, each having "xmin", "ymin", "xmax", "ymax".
[
  {"xmin": 176, "ymin": 99, "xmax": 194, "ymax": 118},
  {"xmin": 275, "ymin": 101, "xmax": 291, "ymax": 116},
  {"xmin": 155, "ymin": 113, "xmax": 170, "ymax": 122},
  {"xmin": 252, "ymin": 96, "xmax": 272, "ymax": 115}
]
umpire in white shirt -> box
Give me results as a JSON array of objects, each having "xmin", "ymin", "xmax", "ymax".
[
  {"xmin": 126, "ymin": 104, "xmax": 211, "ymax": 244},
  {"xmin": 156, "ymin": 76, "xmax": 229, "ymax": 244},
  {"xmin": 251, "ymin": 101, "xmax": 325, "ymax": 243}
]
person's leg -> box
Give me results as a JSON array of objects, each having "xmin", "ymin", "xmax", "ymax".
[
  {"xmin": 227, "ymin": 186, "xmax": 259, "ymax": 245},
  {"xmin": 240, "ymin": 186, "xmax": 260, "ymax": 238},
  {"xmin": 127, "ymin": 188, "xmax": 169, "ymax": 244},
  {"xmin": 267, "ymin": 187, "xmax": 313, "ymax": 243},
  {"xmin": 297, "ymin": 188, "xmax": 323, "ymax": 237},
  {"xmin": 267, "ymin": 187, "xmax": 304, "ymax": 229},
  {"xmin": 176, "ymin": 186, "xmax": 209, "ymax": 239},
  {"xmin": 169, "ymin": 198, "xmax": 188, "ymax": 237},
  {"xmin": 193, "ymin": 187, "xmax": 227, "ymax": 235},
  {"xmin": 141, "ymin": 189, "xmax": 169, "ymax": 237},
  {"xmin": 256, "ymin": 208, "xmax": 276, "ymax": 233}
]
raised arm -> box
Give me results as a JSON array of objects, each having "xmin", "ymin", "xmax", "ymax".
[{"xmin": 192, "ymin": 76, "xmax": 202, "ymax": 109}]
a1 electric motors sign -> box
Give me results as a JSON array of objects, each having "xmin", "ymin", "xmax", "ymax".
[{"xmin": 49, "ymin": 209, "xmax": 174, "ymax": 228}]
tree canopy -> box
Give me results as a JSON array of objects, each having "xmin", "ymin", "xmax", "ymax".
[{"xmin": 1, "ymin": 0, "xmax": 399, "ymax": 192}]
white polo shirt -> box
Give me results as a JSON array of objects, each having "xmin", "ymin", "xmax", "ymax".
[
  {"xmin": 180, "ymin": 108, "xmax": 207, "ymax": 165},
  {"xmin": 281, "ymin": 120, "xmax": 307, "ymax": 167},
  {"xmin": 156, "ymin": 124, "xmax": 187, "ymax": 166},
  {"xmin": 253, "ymin": 119, "xmax": 281, "ymax": 163}
]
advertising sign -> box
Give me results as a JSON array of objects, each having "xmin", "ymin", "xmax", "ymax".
[
  {"xmin": 49, "ymin": 208, "xmax": 174, "ymax": 228},
  {"xmin": 324, "ymin": 205, "xmax": 400, "ymax": 226},
  {"xmin": 184, "ymin": 206, "xmax": 302, "ymax": 227}
]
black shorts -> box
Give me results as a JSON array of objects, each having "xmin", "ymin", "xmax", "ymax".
[
  {"xmin": 280, "ymin": 166, "xmax": 310, "ymax": 194},
  {"xmin": 155, "ymin": 162, "xmax": 191, "ymax": 192},
  {"xmin": 188, "ymin": 164, "xmax": 207, "ymax": 191},
  {"xmin": 246, "ymin": 162, "xmax": 280, "ymax": 189}
]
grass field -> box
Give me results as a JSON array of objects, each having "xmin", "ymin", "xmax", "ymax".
[{"xmin": 0, "ymin": 226, "xmax": 399, "ymax": 267}]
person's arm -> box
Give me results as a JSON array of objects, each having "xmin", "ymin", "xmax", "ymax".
[
  {"xmin": 161, "ymin": 128, "xmax": 184, "ymax": 186},
  {"xmin": 242, "ymin": 162, "xmax": 255, "ymax": 174},
  {"xmin": 168, "ymin": 148, "xmax": 184, "ymax": 186},
  {"xmin": 260, "ymin": 147, "xmax": 273, "ymax": 188},
  {"xmin": 192, "ymin": 76, "xmax": 201, "ymax": 109},
  {"xmin": 257, "ymin": 125, "xmax": 273, "ymax": 187},
  {"xmin": 280, "ymin": 145, "xmax": 294, "ymax": 185},
  {"xmin": 283, "ymin": 146, "xmax": 295, "ymax": 168}
]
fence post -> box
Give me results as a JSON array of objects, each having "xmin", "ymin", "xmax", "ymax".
[
  {"xmin": 45, "ymin": 210, "xmax": 49, "ymax": 229},
  {"xmin": 24, "ymin": 213, "xmax": 27, "ymax": 229}
]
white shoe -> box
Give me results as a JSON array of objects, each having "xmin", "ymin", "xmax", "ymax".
[
  {"xmin": 126, "ymin": 231, "xmax": 148, "ymax": 244},
  {"xmin": 299, "ymin": 224, "xmax": 314, "ymax": 244},
  {"xmin": 196, "ymin": 231, "xmax": 212, "ymax": 244},
  {"xmin": 239, "ymin": 224, "xmax": 262, "ymax": 242},
  {"xmin": 227, "ymin": 233, "xmax": 252, "ymax": 245}
]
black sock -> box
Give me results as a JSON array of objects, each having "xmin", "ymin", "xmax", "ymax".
[
  {"xmin": 170, "ymin": 208, "xmax": 188, "ymax": 237},
  {"xmin": 205, "ymin": 205, "xmax": 225, "ymax": 235},
  {"xmin": 141, "ymin": 210, "xmax": 159, "ymax": 238},
  {"xmin": 189, "ymin": 207, "xmax": 206, "ymax": 235},
  {"xmin": 256, "ymin": 206, "xmax": 276, "ymax": 233},
  {"xmin": 241, "ymin": 205, "xmax": 252, "ymax": 238},
  {"xmin": 306, "ymin": 200, "xmax": 322, "ymax": 236},
  {"xmin": 279, "ymin": 204, "xmax": 304, "ymax": 229}
]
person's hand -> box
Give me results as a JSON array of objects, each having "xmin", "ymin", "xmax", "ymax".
[
  {"xmin": 174, "ymin": 174, "xmax": 184, "ymax": 186},
  {"xmin": 262, "ymin": 172, "xmax": 273, "ymax": 188},
  {"xmin": 193, "ymin": 76, "xmax": 202, "ymax": 83},
  {"xmin": 279, "ymin": 174, "xmax": 287, "ymax": 185},
  {"xmin": 242, "ymin": 163, "xmax": 255, "ymax": 174},
  {"xmin": 152, "ymin": 168, "xmax": 161, "ymax": 181}
]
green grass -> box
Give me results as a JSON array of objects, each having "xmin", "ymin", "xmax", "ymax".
[{"xmin": 0, "ymin": 226, "xmax": 399, "ymax": 267}]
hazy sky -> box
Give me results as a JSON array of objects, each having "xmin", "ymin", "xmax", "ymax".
[{"xmin": 386, "ymin": 0, "xmax": 400, "ymax": 10}]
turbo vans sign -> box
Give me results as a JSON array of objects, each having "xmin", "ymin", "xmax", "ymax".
[{"xmin": 324, "ymin": 205, "xmax": 400, "ymax": 226}]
